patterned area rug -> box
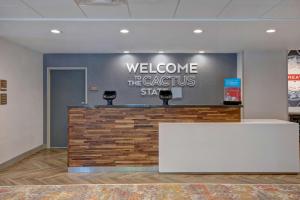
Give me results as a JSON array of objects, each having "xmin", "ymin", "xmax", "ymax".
[{"xmin": 0, "ymin": 183, "xmax": 300, "ymax": 200}]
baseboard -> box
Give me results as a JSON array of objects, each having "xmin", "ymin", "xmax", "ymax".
[
  {"xmin": 68, "ymin": 166, "xmax": 158, "ymax": 173},
  {"xmin": 0, "ymin": 144, "xmax": 46, "ymax": 170}
]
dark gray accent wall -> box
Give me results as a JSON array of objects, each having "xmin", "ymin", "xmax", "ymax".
[{"xmin": 43, "ymin": 53, "xmax": 237, "ymax": 143}]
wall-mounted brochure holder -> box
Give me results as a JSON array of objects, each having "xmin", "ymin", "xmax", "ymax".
[
  {"xmin": 0, "ymin": 94, "xmax": 7, "ymax": 105},
  {"xmin": 0, "ymin": 80, "xmax": 7, "ymax": 91},
  {"xmin": 0, "ymin": 80, "xmax": 7, "ymax": 105}
]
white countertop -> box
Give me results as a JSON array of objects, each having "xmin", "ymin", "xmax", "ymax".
[
  {"xmin": 241, "ymin": 119, "xmax": 296, "ymax": 124},
  {"xmin": 160, "ymin": 119, "xmax": 296, "ymax": 125}
]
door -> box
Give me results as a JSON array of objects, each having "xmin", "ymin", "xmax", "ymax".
[{"xmin": 50, "ymin": 70, "xmax": 86, "ymax": 147}]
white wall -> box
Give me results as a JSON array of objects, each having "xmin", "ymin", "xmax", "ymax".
[
  {"xmin": 243, "ymin": 50, "xmax": 288, "ymax": 120},
  {"xmin": 0, "ymin": 38, "xmax": 43, "ymax": 164}
]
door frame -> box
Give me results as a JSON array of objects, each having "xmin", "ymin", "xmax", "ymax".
[{"xmin": 47, "ymin": 67, "xmax": 88, "ymax": 148}]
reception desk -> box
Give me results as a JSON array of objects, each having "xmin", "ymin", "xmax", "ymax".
[
  {"xmin": 68, "ymin": 105, "xmax": 241, "ymax": 172},
  {"xmin": 159, "ymin": 120, "xmax": 299, "ymax": 173}
]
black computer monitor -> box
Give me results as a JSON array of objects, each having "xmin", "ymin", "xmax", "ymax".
[
  {"xmin": 159, "ymin": 90, "xmax": 172, "ymax": 105},
  {"xmin": 103, "ymin": 91, "xmax": 117, "ymax": 105}
]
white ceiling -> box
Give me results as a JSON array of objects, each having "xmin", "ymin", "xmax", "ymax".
[
  {"xmin": 0, "ymin": 0, "xmax": 300, "ymax": 53},
  {"xmin": 218, "ymin": 0, "xmax": 282, "ymax": 19},
  {"xmin": 1, "ymin": 0, "xmax": 299, "ymax": 19}
]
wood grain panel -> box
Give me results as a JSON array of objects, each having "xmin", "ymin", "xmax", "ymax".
[{"xmin": 68, "ymin": 106, "xmax": 241, "ymax": 167}]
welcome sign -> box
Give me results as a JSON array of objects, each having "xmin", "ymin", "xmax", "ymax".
[{"xmin": 126, "ymin": 62, "xmax": 198, "ymax": 96}]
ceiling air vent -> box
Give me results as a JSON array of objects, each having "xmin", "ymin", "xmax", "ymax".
[{"xmin": 76, "ymin": 0, "xmax": 126, "ymax": 6}]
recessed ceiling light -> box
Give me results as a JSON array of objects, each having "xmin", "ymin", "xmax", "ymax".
[
  {"xmin": 120, "ymin": 29, "xmax": 129, "ymax": 34},
  {"xmin": 198, "ymin": 50, "xmax": 205, "ymax": 54},
  {"xmin": 266, "ymin": 29, "xmax": 276, "ymax": 33},
  {"xmin": 50, "ymin": 29, "xmax": 62, "ymax": 34},
  {"xmin": 123, "ymin": 50, "xmax": 130, "ymax": 53},
  {"xmin": 158, "ymin": 51, "xmax": 164, "ymax": 54},
  {"xmin": 193, "ymin": 29, "xmax": 203, "ymax": 34}
]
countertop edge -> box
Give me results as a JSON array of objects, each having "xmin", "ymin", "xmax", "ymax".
[{"xmin": 68, "ymin": 104, "xmax": 243, "ymax": 109}]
